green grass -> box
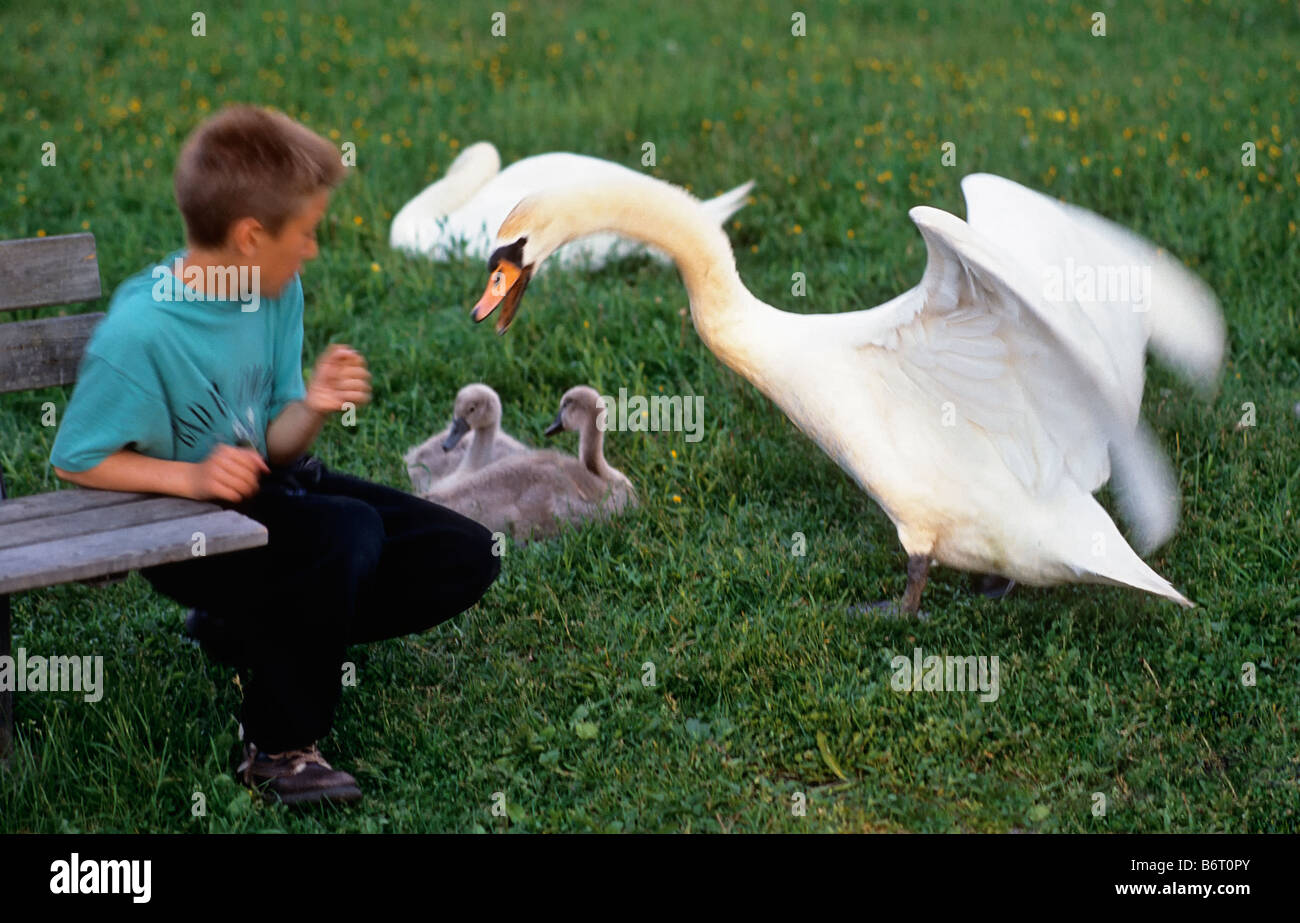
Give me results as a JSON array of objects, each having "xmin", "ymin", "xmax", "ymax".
[{"xmin": 1, "ymin": 0, "xmax": 1297, "ymax": 832}]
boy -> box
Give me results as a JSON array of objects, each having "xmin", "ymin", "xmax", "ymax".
[{"xmin": 50, "ymin": 104, "xmax": 501, "ymax": 806}]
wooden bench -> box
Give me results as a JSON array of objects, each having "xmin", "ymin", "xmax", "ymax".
[{"xmin": 0, "ymin": 233, "xmax": 268, "ymax": 760}]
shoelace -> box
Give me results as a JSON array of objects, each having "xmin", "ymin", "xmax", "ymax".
[
  {"xmin": 271, "ymin": 746, "xmax": 333, "ymax": 775},
  {"xmin": 238, "ymin": 743, "xmax": 332, "ymax": 781}
]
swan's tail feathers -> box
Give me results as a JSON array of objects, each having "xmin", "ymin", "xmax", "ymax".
[
  {"xmin": 390, "ymin": 141, "xmax": 501, "ymax": 252},
  {"xmin": 1109, "ymin": 419, "xmax": 1180, "ymax": 554},
  {"xmin": 700, "ymin": 180, "xmax": 755, "ymax": 227},
  {"xmin": 1063, "ymin": 495, "xmax": 1195, "ymax": 607},
  {"xmin": 1087, "ymin": 553, "xmax": 1195, "ymax": 608}
]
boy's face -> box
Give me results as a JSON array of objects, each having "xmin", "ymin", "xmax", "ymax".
[{"xmin": 251, "ymin": 189, "xmax": 330, "ymax": 297}]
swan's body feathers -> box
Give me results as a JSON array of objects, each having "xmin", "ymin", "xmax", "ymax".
[{"xmin": 768, "ymin": 203, "xmax": 1184, "ymax": 587}]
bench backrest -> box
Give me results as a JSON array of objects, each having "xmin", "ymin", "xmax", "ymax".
[{"xmin": 0, "ymin": 233, "xmax": 103, "ymax": 395}]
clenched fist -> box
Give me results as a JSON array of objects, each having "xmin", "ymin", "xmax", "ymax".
[
  {"xmin": 188, "ymin": 443, "xmax": 270, "ymax": 503},
  {"xmin": 305, "ymin": 344, "xmax": 372, "ymax": 416}
]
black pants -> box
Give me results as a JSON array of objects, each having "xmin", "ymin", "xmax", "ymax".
[{"xmin": 141, "ymin": 456, "xmax": 500, "ymax": 752}]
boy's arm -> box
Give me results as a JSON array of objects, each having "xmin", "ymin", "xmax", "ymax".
[
  {"xmin": 266, "ymin": 344, "xmax": 370, "ymax": 466},
  {"xmin": 265, "ymin": 401, "xmax": 327, "ymax": 467},
  {"xmin": 54, "ymin": 450, "xmax": 197, "ymax": 497},
  {"xmin": 54, "ymin": 445, "xmax": 267, "ymax": 503}
]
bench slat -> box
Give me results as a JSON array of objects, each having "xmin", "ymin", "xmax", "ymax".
[
  {"xmin": 0, "ymin": 233, "xmax": 102, "ymax": 312},
  {"xmin": 0, "ymin": 496, "xmax": 227, "ymax": 551},
  {"xmin": 0, "ymin": 313, "xmax": 104, "ymax": 393},
  {"xmin": 0, "ymin": 488, "xmax": 157, "ymax": 526},
  {"xmin": 0, "ymin": 510, "xmax": 268, "ymax": 595}
]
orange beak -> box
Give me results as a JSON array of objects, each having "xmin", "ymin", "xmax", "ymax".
[{"xmin": 470, "ymin": 259, "xmax": 530, "ymax": 335}]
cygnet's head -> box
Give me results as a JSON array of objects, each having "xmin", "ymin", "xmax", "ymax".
[
  {"xmin": 544, "ymin": 385, "xmax": 605, "ymax": 437},
  {"xmin": 443, "ymin": 383, "xmax": 504, "ymax": 450}
]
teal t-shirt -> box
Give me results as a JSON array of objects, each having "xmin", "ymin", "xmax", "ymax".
[{"xmin": 49, "ymin": 250, "xmax": 307, "ymax": 472}]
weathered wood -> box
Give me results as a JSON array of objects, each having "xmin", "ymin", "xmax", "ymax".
[
  {"xmin": 0, "ymin": 495, "xmax": 225, "ymax": 551},
  {"xmin": 0, "ymin": 510, "xmax": 267, "ymax": 595},
  {"xmin": 0, "ymin": 233, "xmax": 101, "ymax": 312},
  {"xmin": 0, "ymin": 313, "xmax": 103, "ymax": 393},
  {"xmin": 0, "ymin": 487, "xmax": 155, "ymax": 526}
]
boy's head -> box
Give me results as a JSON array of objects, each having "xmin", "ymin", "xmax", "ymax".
[{"xmin": 174, "ymin": 105, "xmax": 345, "ymax": 295}]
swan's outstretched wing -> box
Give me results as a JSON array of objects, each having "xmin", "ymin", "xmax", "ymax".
[
  {"xmin": 959, "ymin": 173, "xmax": 1223, "ymax": 420},
  {"xmin": 853, "ymin": 205, "xmax": 1180, "ymax": 551}
]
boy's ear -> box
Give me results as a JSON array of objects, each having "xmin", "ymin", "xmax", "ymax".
[{"xmin": 228, "ymin": 216, "xmax": 265, "ymax": 257}]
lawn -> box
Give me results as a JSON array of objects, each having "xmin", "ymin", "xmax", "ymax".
[{"xmin": 0, "ymin": 0, "xmax": 1297, "ymax": 832}]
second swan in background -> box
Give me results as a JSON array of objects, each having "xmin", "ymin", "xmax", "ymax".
[{"xmin": 390, "ymin": 141, "xmax": 753, "ymax": 271}]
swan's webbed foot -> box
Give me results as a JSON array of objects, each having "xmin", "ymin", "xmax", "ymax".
[
  {"xmin": 848, "ymin": 599, "xmax": 931, "ymax": 621},
  {"xmin": 848, "ymin": 555, "xmax": 931, "ymax": 620},
  {"xmin": 972, "ymin": 573, "xmax": 1017, "ymax": 600}
]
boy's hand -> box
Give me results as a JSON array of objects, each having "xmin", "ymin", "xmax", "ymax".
[
  {"xmin": 305, "ymin": 344, "xmax": 372, "ymax": 415},
  {"xmin": 188, "ymin": 444, "xmax": 270, "ymax": 503}
]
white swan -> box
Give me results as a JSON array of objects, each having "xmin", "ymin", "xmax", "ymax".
[
  {"xmin": 469, "ymin": 172, "xmax": 1224, "ymax": 612},
  {"xmin": 390, "ymin": 141, "xmax": 754, "ymax": 271},
  {"xmin": 423, "ymin": 386, "xmax": 637, "ymax": 541},
  {"xmin": 404, "ymin": 383, "xmax": 529, "ymax": 493}
]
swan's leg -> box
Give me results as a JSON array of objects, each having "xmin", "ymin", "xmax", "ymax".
[
  {"xmin": 972, "ymin": 573, "xmax": 1017, "ymax": 600},
  {"xmin": 849, "ymin": 554, "xmax": 931, "ymax": 620},
  {"xmin": 900, "ymin": 554, "xmax": 930, "ymax": 615}
]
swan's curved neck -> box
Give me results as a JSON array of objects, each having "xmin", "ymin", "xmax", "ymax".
[
  {"xmin": 530, "ymin": 178, "xmax": 776, "ymax": 367},
  {"xmin": 393, "ymin": 144, "xmax": 498, "ymax": 225},
  {"xmin": 577, "ymin": 410, "xmax": 609, "ymax": 477},
  {"xmin": 465, "ymin": 423, "xmax": 496, "ymax": 469}
]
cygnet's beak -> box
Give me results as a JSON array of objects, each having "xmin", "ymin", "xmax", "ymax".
[
  {"xmin": 442, "ymin": 417, "xmax": 471, "ymax": 451},
  {"xmin": 543, "ymin": 411, "xmax": 565, "ymax": 437}
]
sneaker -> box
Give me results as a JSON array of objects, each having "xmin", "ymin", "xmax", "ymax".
[{"xmin": 236, "ymin": 742, "xmax": 363, "ymax": 806}]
